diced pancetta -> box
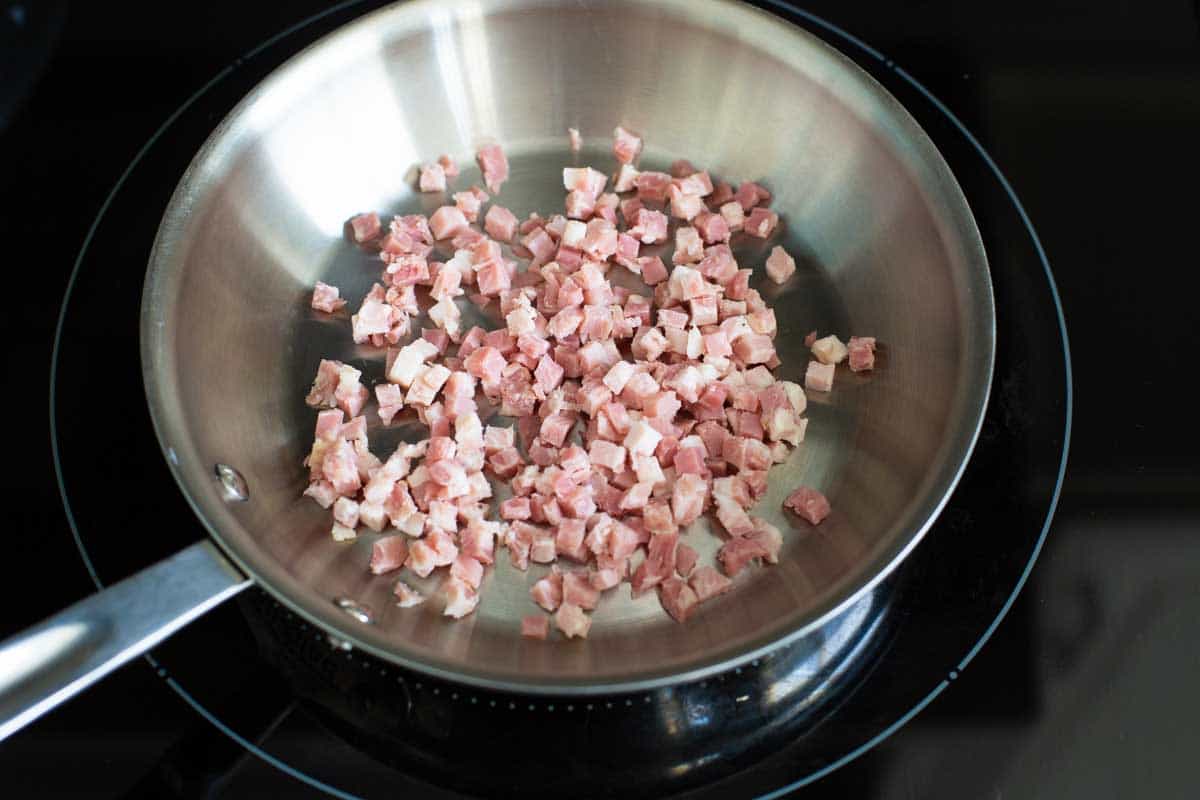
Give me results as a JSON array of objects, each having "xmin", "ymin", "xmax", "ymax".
[
  {"xmin": 784, "ymin": 486, "xmax": 831, "ymax": 525},
  {"xmin": 848, "ymin": 336, "xmax": 876, "ymax": 371},
  {"xmin": 804, "ymin": 360, "xmax": 835, "ymax": 392},
  {"xmin": 612, "ymin": 126, "xmax": 642, "ymax": 164},
  {"xmin": 555, "ymin": 602, "xmax": 591, "ymax": 639},
  {"xmin": 419, "ymin": 162, "xmax": 447, "ymax": 192},
  {"xmin": 476, "ymin": 143, "xmax": 509, "ymax": 194},
  {"xmin": 765, "ymin": 245, "xmax": 796, "ymax": 284}
]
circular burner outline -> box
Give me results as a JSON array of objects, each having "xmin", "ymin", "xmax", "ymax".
[{"xmin": 47, "ymin": 1, "xmax": 1072, "ymax": 796}]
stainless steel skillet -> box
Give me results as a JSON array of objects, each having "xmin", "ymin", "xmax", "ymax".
[{"xmin": 1, "ymin": 0, "xmax": 993, "ymax": 738}]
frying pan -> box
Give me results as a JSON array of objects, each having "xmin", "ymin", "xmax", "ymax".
[{"xmin": 2, "ymin": 0, "xmax": 993, "ymax": 739}]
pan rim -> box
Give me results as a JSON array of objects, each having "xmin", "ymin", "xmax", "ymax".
[{"xmin": 136, "ymin": 0, "xmax": 997, "ymax": 695}]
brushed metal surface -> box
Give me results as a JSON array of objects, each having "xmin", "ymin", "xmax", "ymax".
[
  {"xmin": 0, "ymin": 542, "xmax": 249, "ymax": 740},
  {"xmin": 141, "ymin": 0, "xmax": 994, "ymax": 692}
]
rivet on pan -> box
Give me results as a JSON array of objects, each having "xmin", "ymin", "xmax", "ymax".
[
  {"xmin": 334, "ymin": 597, "xmax": 375, "ymax": 625},
  {"xmin": 214, "ymin": 463, "xmax": 249, "ymax": 501},
  {"xmin": 326, "ymin": 634, "xmax": 352, "ymax": 651}
]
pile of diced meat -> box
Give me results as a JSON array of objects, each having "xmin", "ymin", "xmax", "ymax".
[{"xmin": 304, "ymin": 127, "xmax": 876, "ymax": 641}]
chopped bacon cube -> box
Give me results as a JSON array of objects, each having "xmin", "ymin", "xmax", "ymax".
[
  {"xmin": 659, "ymin": 577, "xmax": 700, "ymax": 622},
  {"xmin": 765, "ymin": 245, "xmax": 796, "ymax": 284},
  {"xmin": 555, "ymin": 602, "xmax": 591, "ymax": 638},
  {"xmin": 694, "ymin": 210, "xmax": 730, "ymax": 244},
  {"xmin": 612, "ymin": 126, "xmax": 642, "ymax": 164},
  {"xmin": 804, "ymin": 360, "xmax": 835, "ymax": 392},
  {"xmin": 743, "ymin": 207, "xmax": 779, "ymax": 238},
  {"xmin": 429, "ymin": 206, "xmax": 469, "ymax": 240},
  {"xmin": 500, "ymin": 496, "xmax": 532, "ymax": 521},
  {"xmin": 733, "ymin": 333, "xmax": 776, "ymax": 365},
  {"xmin": 784, "ymin": 486, "xmax": 831, "ymax": 525},
  {"xmin": 635, "ymin": 171, "xmax": 672, "ymax": 202},
  {"xmin": 670, "ymin": 473, "xmax": 706, "ymax": 526},
  {"xmin": 311, "ymin": 281, "xmax": 347, "ymax": 313},
  {"xmin": 452, "ymin": 186, "xmax": 488, "ymax": 221},
  {"xmin": 443, "ymin": 576, "xmax": 479, "ymax": 618},
  {"xmin": 848, "ymin": 336, "xmax": 877, "ymax": 371},
  {"xmin": 451, "ymin": 554, "xmax": 485, "ymax": 588},
  {"xmin": 812, "ymin": 334, "xmax": 849, "ymax": 365},
  {"xmin": 482, "ymin": 204, "xmax": 518, "ymax": 242},
  {"xmin": 349, "ymin": 212, "xmax": 382, "ymax": 243},
  {"xmin": 522, "ymin": 614, "xmax": 550, "ymax": 639},
  {"xmin": 437, "ymin": 153, "xmax": 459, "ymax": 177},
  {"xmin": 689, "ymin": 565, "xmax": 732, "ymax": 601},
  {"xmin": 476, "ymin": 143, "xmax": 509, "ymax": 194},
  {"xmin": 668, "ymin": 185, "xmax": 704, "ymax": 220},
  {"xmin": 419, "ymin": 162, "xmax": 447, "ymax": 192},
  {"xmin": 394, "ymin": 581, "xmax": 425, "ymax": 608},
  {"xmin": 717, "ymin": 536, "xmax": 772, "ymax": 577},
  {"xmin": 672, "ymin": 226, "xmax": 704, "ymax": 264}
]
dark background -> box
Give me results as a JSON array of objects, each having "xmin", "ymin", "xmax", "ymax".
[{"xmin": 2, "ymin": 0, "xmax": 1199, "ymax": 797}]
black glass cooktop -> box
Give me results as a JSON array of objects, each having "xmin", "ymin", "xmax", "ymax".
[{"xmin": 3, "ymin": 1, "xmax": 1197, "ymax": 798}]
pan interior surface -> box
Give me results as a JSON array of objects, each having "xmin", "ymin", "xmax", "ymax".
[{"xmin": 142, "ymin": 0, "xmax": 993, "ymax": 692}]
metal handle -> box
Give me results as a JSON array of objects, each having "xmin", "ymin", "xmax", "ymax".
[{"xmin": 0, "ymin": 541, "xmax": 251, "ymax": 740}]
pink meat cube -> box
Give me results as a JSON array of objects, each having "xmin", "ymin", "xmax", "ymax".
[
  {"xmin": 419, "ymin": 162, "xmax": 447, "ymax": 192},
  {"xmin": 555, "ymin": 603, "xmax": 591, "ymax": 639},
  {"xmin": 488, "ymin": 446, "xmax": 524, "ymax": 479},
  {"xmin": 311, "ymin": 281, "xmax": 347, "ymax": 313},
  {"xmin": 734, "ymin": 181, "xmax": 767, "ymax": 211},
  {"xmin": 804, "ymin": 360, "xmax": 835, "ymax": 392},
  {"xmin": 718, "ymin": 536, "xmax": 772, "ymax": 577},
  {"xmin": 443, "ymin": 576, "xmax": 479, "ymax": 618},
  {"xmin": 522, "ymin": 614, "xmax": 550, "ymax": 639},
  {"xmin": 612, "ymin": 126, "xmax": 642, "ymax": 164},
  {"xmin": 484, "ymin": 205, "xmax": 518, "ymax": 242},
  {"xmin": 562, "ymin": 571, "xmax": 600, "ymax": 610},
  {"xmin": 848, "ymin": 336, "xmax": 877, "ymax": 372},
  {"xmin": 476, "ymin": 143, "xmax": 509, "ymax": 194},
  {"xmin": 708, "ymin": 181, "xmax": 734, "ymax": 207},
  {"xmin": 639, "ymin": 256, "xmax": 669, "ymax": 286},
  {"xmin": 784, "ymin": 486, "xmax": 831, "ymax": 525},
  {"xmin": 437, "ymin": 153, "xmax": 459, "ymax": 177},
  {"xmin": 672, "ymin": 227, "xmax": 704, "ymax": 264},
  {"xmin": 674, "ymin": 171, "xmax": 713, "ymax": 197},
  {"xmin": 668, "ymin": 185, "xmax": 704, "ymax": 220},
  {"xmin": 565, "ymin": 190, "xmax": 595, "ymax": 220},
  {"xmin": 369, "ymin": 535, "xmax": 408, "ymax": 575},
  {"xmin": 671, "ymin": 473, "xmax": 707, "ymax": 526},
  {"xmin": 464, "ymin": 346, "xmax": 506, "ymax": 383},
  {"xmin": 350, "ymin": 212, "xmax": 381, "ymax": 243},
  {"xmin": 538, "ymin": 413, "xmax": 574, "ymax": 448},
  {"xmin": 534, "ymin": 355, "xmax": 565, "ymax": 394},
  {"xmin": 689, "ymin": 294, "xmax": 719, "ymax": 327},
  {"xmin": 659, "ymin": 577, "xmax": 700, "ymax": 623},
  {"xmin": 733, "ymin": 333, "xmax": 776, "ymax": 365},
  {"xmin": 765, "ymin": 245, "xmax": 796, "ymax": 284},
  {"xmin": 556, "ymin": 518, "xmax": 588, "ymax": 561},
  {"xmin": 429, "ymin": 206, "xmax": 469, "ymax": 240},
  {"xmin": 451, "ymin": 554, "xmax": 485, "ymax": 588},
  {"xmin": 689, "ymin": 565, "xmax": 732, "ymax": 601},
  {"xmin": 703, "ymin": 331, "xmax": 732, "ymax": 357},
  {"xmin": 635, "ymin": 171, "xmax": 672, "ymax": 202},
  {"xmin": 747, "ymin": 518, "xmax": 783, "ymax": 564},
  {"xmin": 394, "ymin": 581, "xmax": 425, "ymax": 607},
  {"xmin": 743, "ymin": 207, "xmax": 779, "ymax": 238},
  {"xmin": 589, "ymin": 439, "xmax": 627, "ymax": 473},
  {"xmin": 500, "ymin": 496, "xmax": 532, "ymax": 521}
]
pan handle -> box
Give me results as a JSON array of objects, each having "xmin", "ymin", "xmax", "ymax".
[{"xmin": 0, "ymin": 541, "xmax": 250, "ymax": 740}]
